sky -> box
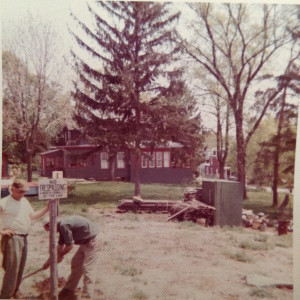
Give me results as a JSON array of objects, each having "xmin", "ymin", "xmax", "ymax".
[{"xmin": 1, "ymin": 0, "xmax": 299, "ymax": 126}]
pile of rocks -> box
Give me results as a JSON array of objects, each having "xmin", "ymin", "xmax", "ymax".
[{"xmin": 242, "ymin": 209, "xmax": 270, "ymax": 231}]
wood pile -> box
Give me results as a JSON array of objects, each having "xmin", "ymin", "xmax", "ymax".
[
  {"xmin": 117, "ymin": 199, "xmax": 179, "ymax": 213},
  {"xmin": 183, "ymin": 187, "xmax": 203, "ymax": 202},
  {"xmin": 167, "ymin": 200, "xmax": 215, "ymax": 226}
]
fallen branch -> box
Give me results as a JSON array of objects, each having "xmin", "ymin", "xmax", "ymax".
[{"xmin": 167, "ymin": 205, "xmax": 193, "ymax": 221}]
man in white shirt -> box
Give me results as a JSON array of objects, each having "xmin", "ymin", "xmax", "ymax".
[{"xmin": 0, "ymin": 179, "xmax": 49, "ymax": 299}]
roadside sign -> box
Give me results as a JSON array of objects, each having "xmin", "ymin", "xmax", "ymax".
[{"xmin": 38, "ymin": 179, "xmax": 68, "ymax": 200}]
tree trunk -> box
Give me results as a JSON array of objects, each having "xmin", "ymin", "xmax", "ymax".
[
  {"xmin": 272, "ymin": 88, "xmax": 287, "ymax": 207},
  {"xmin": 218, "ymin": 161, "xmax": 225, "ymax": 179},
  {"xmin": 235, "ymin": 116, "xmax": 247, "ymax": 199},
  {"xmin": 134, "ymin": 153, "xmax": 141, "ymax": 197},
  {"xmin": 216, "ymin": 98, "xmax": 229, "ymax": 181},
  {"xmin": 27, "ymin": 151, "xmax": 33, "ymax": 182},
  {"xmin": 272, "ymin": 147, "xmax": 280, "ymax": 207}
]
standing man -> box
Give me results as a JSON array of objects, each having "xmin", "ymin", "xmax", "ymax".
[
  {"xmin": 0, "ymin": 179, "xmax": 49, "ymax": 299},
  {"xmin": 43, "ymin": 215, "xmax": 101, "ymax": 300}
]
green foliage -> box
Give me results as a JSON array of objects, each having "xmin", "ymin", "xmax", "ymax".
[{"xmin": 2, "ymin": 46, "xmax": 70, "ymax": 181}]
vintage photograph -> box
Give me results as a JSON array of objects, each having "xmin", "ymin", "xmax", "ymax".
[{"xmin": 1, "ymin": 1, "xmax": 299, "ymax": 299}]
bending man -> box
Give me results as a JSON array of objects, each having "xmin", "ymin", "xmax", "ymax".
[{"xmin": 43, "ymin": 215, "xmax": 101, "ymax": 300}]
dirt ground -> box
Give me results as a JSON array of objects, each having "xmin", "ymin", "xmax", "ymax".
[{"xmin": 0, "ymin": 208, "xmax": 293, "ymax": 300}]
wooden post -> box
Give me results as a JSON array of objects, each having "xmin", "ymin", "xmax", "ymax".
[
  {"xmin": 49, "ymin": 198, "xmax": 58, "ymax": 300},
  {"xmin": 38, "ymin": 171, "xmax": 66, "ymax": 300}
]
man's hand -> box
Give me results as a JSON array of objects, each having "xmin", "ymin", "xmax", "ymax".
[
  {"xmin": 42, "ymin": 259, "xmax": 50, "ymax": 270},
  {"xmin": 57, "ymin": 254, "xmax": 64, "ymax": 263},
  {"xmin": 0, "ymin": 228, "xmax": 15, "ymax": 237},
  {"xmin": 42, "ymin": 255, "xmax": 64, "ymax": 270}
]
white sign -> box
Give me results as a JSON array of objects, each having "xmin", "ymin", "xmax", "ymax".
[{"xmin": 38, "ymin": 179, "xmax": 68, "ymax": 200}]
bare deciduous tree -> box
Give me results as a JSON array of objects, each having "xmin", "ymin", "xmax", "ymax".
[
  {"xmin": 181, "ymin": 3, "xmax": 293, "ymax": 198},
  {"xmin": 2, "ymin": 14, "xmax": 71, "ymax": 181}
]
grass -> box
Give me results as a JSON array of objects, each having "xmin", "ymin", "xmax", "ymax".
[
  {"xmin": 114, "ymin": 265, "xmax": 142, "ymax": 277},
  {"xmin": 249, "ymin": 287, "xmax": 273, "ymax": 298},
  {"xmin": 273, "ymin": 234, "xmax": 293, "ymax": 248},
  {"xmin": 28, "ymin": 181, "xmax": 293, "ymax": 222},
  {"xmin": 239, "ymin": 240, "xmax": 273, "ymax": 251},
  {"xmin": 132, "ymin": 290, "xmax": 149, "ymax": 300},
  {"xmin": 244, "ymin": 190, "xmax": 293, "ymax": 220},
  {"xmin": 225, "ymin": 250, "xmax": 253, "ymax": 263}
]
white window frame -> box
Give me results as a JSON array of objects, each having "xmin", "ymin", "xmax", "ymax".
[
  {"xmin": 156, "ymin": 152, "xmax": 163, "ymax": 168},
  {"xmin": 142, "ymin": 153, "xmax": 148, "ymax": 168},
  {"xmin": 149, "ymin": 153, "xmax": 155, "ymax": 168},
  {"xmin": 117, "ymin": 152, "xmax": 125, "ymax": 169},
  {"xmin": 100, "ymin": 152, "xmax": 109, "ymax": 169},
  {"xmin": 163, "ymin": 151, "xmax": 170, "ymax": 168}
]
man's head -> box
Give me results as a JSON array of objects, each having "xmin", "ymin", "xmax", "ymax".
[
  {"xmin": 10, "ymin": 179, "xmax": 29, "ymax": 201},
  {"xmin": 43, "ymin": 220, "xmax": 59, "ymax": 232}
]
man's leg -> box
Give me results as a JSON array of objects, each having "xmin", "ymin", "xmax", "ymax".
[
  {"xmin": 82, "ymin": 236, "xmax": 101, "ymax": 298},
  {"xmin": 13, "ymin": 237, "xmax": 27, "ymax": 296},
  {"xmin": 0, "ymin": 236, "xmax": 24, "ymax": 299},
  {"xmin": 64, "ymin": 246, "xmax": 84, "ymax": 292}
]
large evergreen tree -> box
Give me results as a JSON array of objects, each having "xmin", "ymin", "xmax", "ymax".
[{"xmin": 71, "ymin": 1, "xmax": 204, "ymax": 196}]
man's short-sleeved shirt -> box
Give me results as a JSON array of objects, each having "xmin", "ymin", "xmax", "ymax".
[
  {"xmin": 58, "ymin": 215, "xmax": 99, "ymax": 246},
  {"xmin": 0, "ymin": 195, "xmax": 34, "ymax": 234}
]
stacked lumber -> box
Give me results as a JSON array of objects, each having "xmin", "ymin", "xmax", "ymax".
[
  {"xmin": 168, "ymin": 200, "xmax": 215, "ymax": 226},
  {"xmin": 117, "ymin": 199, "xmax": 179, "ymax": 213}
]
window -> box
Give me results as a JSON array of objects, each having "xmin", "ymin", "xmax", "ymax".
[
  {"xmin": 67, "ymin": 157, "xmax": 87, "ymax": 168},
  {"xmin": 46, "ymin": 157, "xmax": 55, "ymax": 169},
  {"xmin": 163, "ymin": 152, "xmax": 170, "ymax": 168},
  {"xmin": 156, "ymin": 152, "xmax": 162, "ymax": 168},
  {"xmin": 117, "ymin": 152, "xmax": 125, "ymax": 169},
  {"xmin": 141, "ymin": 151, "xmax": 171, "ymax": 168},
  {"xmin": 149, "ymin": 153, "xmax": 155, "ymax": 168},
  {"xmin": 100, "ymin": 152, "xmax": 109, "ymax": 169},
  {"xmin": 142, "ymin": 154, "xmax": 148, "ymax": 168},
  {"xmin": 45, "ymin": 156, "xmax": 63, "ymax": 169}
]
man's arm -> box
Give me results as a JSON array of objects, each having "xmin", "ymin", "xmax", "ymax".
[
  {"xmin": 43, "ymin": 244, "xmax": 73, "ymax": 269},
  {"xmin": 57, "ymin": 244, "xmax": 73, "ymax": 261},
  {"xmin": 30, "ymin": 201, "xmax": 50, "ymax": 220}
]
